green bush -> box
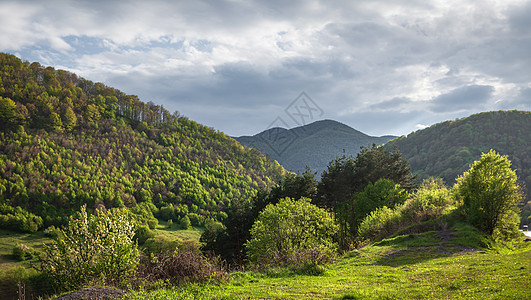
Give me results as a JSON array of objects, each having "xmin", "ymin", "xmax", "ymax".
[
  {"xmin": 40, "ymin": 205, "xmax": 139, "ymax": 290},
  {"xmin": 246, "ymin": 197, "xmax": 338, "ymax": 268},
  {"xmin": 180, "ymin": 215, "xmax": 191, "ymax": 229},
  {"xmin": 0, "ymin": 266, "xmax": 53, "ymax": 299},
  {"xmin": 134, "ymin": 224, "xmax": 156, "ymax": 245},
  {"xmin": 401, "ymin": 178, "xmax": 451, "ymax": 222},
  {"xmin": 12, "ymin": 243, "xmax": 36, "ymax": 261},
  {"xmin": 454, "ymin": 150, "xmax": 523, "ymax": 239},
  {"xmin": 357, "ymin": 206, "xmax": 402, "ymax": 242}
]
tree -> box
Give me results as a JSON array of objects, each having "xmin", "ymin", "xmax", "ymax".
[
  {"xmin": 40, "ymin": 205, "xmax": 139, "ymax": 290},
  {"xmin": 0, "ymin": 97, "xmax": 16, "ymax": 128},
  {"xmin": 317, "ymin": 145, "xmax": 415, "ymax": 210},
  {"xmin": 246, "ymin": 197, "xmax": 338, "ymax": 266},
  {"xmin": 339, "ymin": 178, "xmax": 407, "ymax": 239},
  {"xmin": 180, "ymin": 215, "xmax": 191, "ymax": 229},
  {"xmin": 454, "ymin": 150, "xmax": 523, "ymax": 238}
]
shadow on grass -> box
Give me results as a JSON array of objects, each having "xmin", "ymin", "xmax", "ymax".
[{"xmin": 370, "ymin": 229, "xmax": 482, "ymax": 267}]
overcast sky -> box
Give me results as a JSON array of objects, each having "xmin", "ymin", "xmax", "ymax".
[{"xmin": 1, "ymin": 0, "xmax": 530, "ymax": 136}]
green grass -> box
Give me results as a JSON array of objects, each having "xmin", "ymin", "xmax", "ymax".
[
  {"xmin": 154, "ymin": 220, "xmax": 204, "ymax": 242},
  {"xmin": 126, "ymin": 225, "xmax": 531, "ymax": 299},
  {"xmin": 0, "ymin": 229, "xmax": 51, "ymax": 268}
]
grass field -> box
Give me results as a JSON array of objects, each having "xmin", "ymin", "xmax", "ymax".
[
  {"xmin": 155, "ymin": 220, "xmax": 204, "ymax": 241},
  {"xmin": 126, "ymin": 225, "xmax": 531, "ymax": 300},
  {"xmin": 0, "ymin": 229, "xmax": 51, "ymax": 269}
]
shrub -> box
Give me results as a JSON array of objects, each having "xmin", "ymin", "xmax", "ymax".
[
  {"xmin": 40, "ymin": 205, "xmax": 139, "ymax": 290},
  {"xmin": 12, "ymin": 243, "xmax": 36, "ymax": 261},
  {"xmin": 340, "ymin": 178, "xmax": 407, "ymax": 239},
  {"xmin": 454, "ymin": 150, "xmax": 523, "ymax": 239},
  {"xmin": 246, "ymin": 197, "xmax": 338, "ymax": 268},
  {"xmin": 402, "ymin": 178, "xmax": 451, "ymax": 223},
  {"xmin": 43, "ymin": 225, "xmax": 63, "ymax": 239},
  {"xmin": 357, "ymin": 206, "xmax": 402, "ymax": 242},
  {"xmin": 180, "ymin": 215, "xmax": 191, "ymax": 229},
  {"xmin": 134, "ymin": 224, "xmax": 156, "ymax": 245}
]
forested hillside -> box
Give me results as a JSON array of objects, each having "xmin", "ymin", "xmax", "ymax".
[
  {"xmin": 236, "ymin": 119, "xmax": 395, "ymax": 177},
  {"xmin": 0, "ymin": 53, "xmax": 284, "ymax": 231},
  {"xmin": 386, "ymin": 111, "xmax": 530, "ymax": 202}
]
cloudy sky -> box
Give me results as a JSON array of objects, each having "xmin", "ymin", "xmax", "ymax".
[{"xmin": 1, "ymin": 0, "xmax": 530, "ymax": 137}]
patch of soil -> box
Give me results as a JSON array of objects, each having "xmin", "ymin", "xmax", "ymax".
[
  {"xmin": 382, "ymin": 249, "xmax": 411, "ymax": 257},
  {"xmin": 56, "ymin": 286, "xmax": 124, "ymax": 300},
  {"xmin": 436, "ymin": 229, "xmax": 456, "ymax": 243}
]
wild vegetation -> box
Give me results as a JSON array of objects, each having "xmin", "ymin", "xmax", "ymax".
[
  {"xmin": 0, "ymin": 53, "xmax": 284, "ymax": 233},
  {"xmin": 0, "ymin": 54, "xmax": 528, "ymax": 299},
  {"xmin": 386, "ymin": 110, "xmax": 531, "ymax": 226}
]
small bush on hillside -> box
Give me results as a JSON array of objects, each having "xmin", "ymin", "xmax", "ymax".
[
  {"xmin": 246, "ymin": 197, "xmax": 338, "ymax": 269},
  {"xmin": 402, "ymin": 178, "xmax": 452, "ymax": 223},
  {"xmin": 12, "ymin": 243, "xmax": 37, "ymax": 261},
  {"xmin": 0, "ymin": 266, "xmax": 54, "ymax": 299},
  {"xmin": 180, "ymin": 215, "xmax": 191, "ymax": 229},
  {"xmin": 357, "ymin": 178, "xmax": 455, "ymax": 243},
  {"xmin": 40, "ymin": 205, "xmax": 139, "ymax": 290},
  {"xmin": 357, "ymin": 206, "xmax": 402, "ymax": 242},
  {"xmin": 134, "ymin": 224, "xmax": 156, "ymax": 245}
]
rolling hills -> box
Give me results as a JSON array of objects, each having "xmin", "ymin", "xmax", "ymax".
[
  {"xmin": 0, "ymin": 53, "xmax": 284, "ymax": 230},
  {"xmin": 386, "ymin": 111, "xmax": 530, "ymax": 203},
  {"xmin": 236, "ymin": 119, "xmax": 396, "ymax": 177}
]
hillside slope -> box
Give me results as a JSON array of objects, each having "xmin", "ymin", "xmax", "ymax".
[
  {"xmin": 0, "ymin": 53, "xmax": 284, "ymax": 229},
  {"xmin": 386, "ymin": 111, "xmax": 531, "ymax": 201},
  {"xmin": 236, "ymin": 119, "xmax": 396, "ymax": 177}
]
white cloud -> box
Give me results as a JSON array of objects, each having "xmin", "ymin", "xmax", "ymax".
[{"xmin": 0, "ymin": 0, "xmax": 529, "ymax": 136}]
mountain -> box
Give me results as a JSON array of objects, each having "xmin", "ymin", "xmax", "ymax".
[
  {"xmin": 385, "ymin": 110, "xmax": 531, "ymax": 202},
  {"xmin": 0, "ymin": 53, "xmax": 285, "ymax": 231},
  {"xmin": 236, "ymin": 119, "xmax": 396, "ymax": 177}
]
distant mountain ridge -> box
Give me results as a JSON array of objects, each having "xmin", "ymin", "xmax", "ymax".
[{"xmin": 236, "ymin": 119, "xmax": 397, "ymax": 177}]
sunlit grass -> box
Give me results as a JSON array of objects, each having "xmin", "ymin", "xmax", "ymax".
[
  {"xmin": 0, "ymin": 229, "xmax": 51, "ymax": 269},
  {"xmin": 154, "ymin": 219, "xmax": 204, "ymax": 242},
  {"xmin": 126, "ymin": 224, "xmax": 531, "ymax": 299}
]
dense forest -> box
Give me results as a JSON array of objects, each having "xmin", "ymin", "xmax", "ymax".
[{"xmin": 0, "ymin": 53, "xmax": 285, "ymax": 231}]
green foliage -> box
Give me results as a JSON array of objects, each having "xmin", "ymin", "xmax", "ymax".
[
  {"xmin": 387, "ymin": 110, "xmax": 531, "ymax": 207},
  {"xmin": 180, "ymin": 215, "xmax": 191, "ymax": 229},
  {"xmin": 0, "ymin": 204, "xmax": 43, "ymax": 232},
  {"xmin": 0, "ymin": 52, "xmax": 284, "ymax": 229},
  {"xmin": 201, "ymin": 171, "xmax": 318, "ymax": 267},
  {"xmin": 134, "ymin": 224, "xmax": 156, "ymax": 245},
  {"xmin": 0, "ymin": 266, "xmax": 53, "ymax": 299},
  {"xmin": 454, "ymin": 150, "xmax": 523, "ymax": 239},
  {"xmin": 353, "ymin": 179, "xmax": 407, "ymax": 224},
  {"xmin": 357, "ymin": 178, "xmax": 455, "ymax": 243},
  {"xmin": 401, "ymin": 178, "xmax": 452, "ymax": 222},
  {"xmin": 246, "ymin": 197, "xmax": 338, "ymax": 267},
  {"xmin": 317, "ymin": 144, "xmax": 415, "ymax": 210},
  {"xmin": 357, "ymin": 206, "xmax": 402, "ymax": 242},
  {"xmin": 40, "ymin": 205, "xmax": 139, "ymax": 290},
  {"xmin": 12, "ymin": 243, "xmax": 36, "ymax": 261}
]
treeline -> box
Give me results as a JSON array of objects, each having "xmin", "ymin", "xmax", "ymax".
[
  {"xmin": 0, "ymin": 53, "xmax": 284, "ymax": 231},
  {"xmin": 386, "ymin": 111, "xmax": 530, "ymax": 201},
  {"xmin": 202, "ymin": 145, "xmax": 525, "ymax": 268}
]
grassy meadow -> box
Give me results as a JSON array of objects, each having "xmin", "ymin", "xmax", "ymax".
[{"xmin": 126, "ymin": 224, "xmax": 531, "ymax": 300}]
